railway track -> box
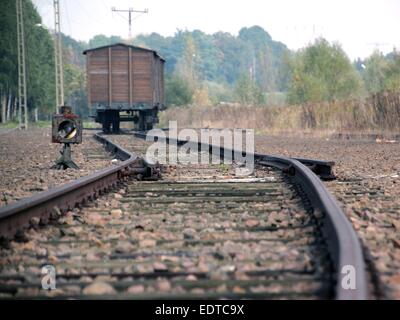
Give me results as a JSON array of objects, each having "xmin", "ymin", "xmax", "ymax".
[{"xmin": 0, "ymin": 130, "xmax": 368, "ymax": 299}]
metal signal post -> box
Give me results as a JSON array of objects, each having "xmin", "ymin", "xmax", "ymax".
[
  {"xmin": 54, "ymin": 0, "xmax": 64, "ymax": 110},
  {"xmin": 51, "ymin": 106, "xmax": 82, "ymax": 170},
  {"xmin": 16, "ymin": 0, "xmax": 28, "ymax": 130}
]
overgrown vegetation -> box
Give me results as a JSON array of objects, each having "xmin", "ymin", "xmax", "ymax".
[
  {"xmin": 361, "ymin": 50, "xmax": 400, "ymax": 94},
  {"xmin": 287, "ymin": 38, "xmax": 362, "ymax": 104},
  {"xmin": 0, "ymin": 0, "xmax": 399, "ymax": 132},
  {"xmin": 161, "ymin": 91, "xmax": 400, "ymax": 133},
  {"xmin": 136, "ymin": 26, "xmax": 290, "ymax": 107},
  {"xmin": 0, "ymin": 0, "xmax": 88, "ymax": 123},
  {"xmin": 0, "ymin": 0, "xmax": 55, "ymax": 122},
  {"xmin": 165, "ymin": 76, "xmax": 194, "ymax": 106},
  {"xmin": 234, "ymin": 75, "xmax": 265, "ymax": 105}
]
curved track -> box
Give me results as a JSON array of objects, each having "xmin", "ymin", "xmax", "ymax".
[
  {"xmin": 0, "ymin": 130, "xmax": 368, "ymax": 299},
  {"xmin": 133, "ymin": 131, "xmax": 368, "ymax": 299}
]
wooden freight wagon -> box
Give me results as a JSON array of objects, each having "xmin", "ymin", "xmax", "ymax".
[{"xmin": 83, "ymin": 43, "xmax": 165, "ymax": 132}]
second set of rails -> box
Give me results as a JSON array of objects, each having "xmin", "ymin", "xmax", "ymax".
[{"xmin": 0, "ymin": 129, "xmax": 369, "ymax": 299}]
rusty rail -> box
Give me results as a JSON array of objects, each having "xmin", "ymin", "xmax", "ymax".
[
  {"xmin": 0, "ymin": 130, "xmax": 368, "ymax": 300},
  {"xmin": 258, "ymin": 156, "xmax": 368, "ymax": 300},
  {"xmin": 0, "ymin": 133, "xmax": 158, "ymax": 240},
  {"xmin": 134, "ymin": 131, "xmax": 368, "ymax": 300}
]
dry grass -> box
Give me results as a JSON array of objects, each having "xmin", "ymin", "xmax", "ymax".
[{"xmin": 160, "ymin": 91, "xmax": 400, "ymax": 138}]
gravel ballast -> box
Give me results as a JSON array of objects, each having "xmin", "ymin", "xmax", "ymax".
[
  {"xmin": 255, "ymin": 134, "xmax": 400, "ymax": 299},
  {"xmin": 0, "ymin": 128, "xmax": 113, "ymax": 207}
]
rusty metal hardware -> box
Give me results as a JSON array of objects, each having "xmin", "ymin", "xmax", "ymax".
[{"xmin": 51, "ymin": 106, "xmax": 82, "ymax": 170}]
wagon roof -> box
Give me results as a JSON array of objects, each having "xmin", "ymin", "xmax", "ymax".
[{"xmin": 83, "ymin": 43, "xmax": 165, "ymax": 61}]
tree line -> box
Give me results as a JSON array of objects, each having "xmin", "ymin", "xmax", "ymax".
[
  {"xmin": 0, "ymin": 0, "xmax": 399, "ymax": 124},
  {"xmin": 0, "ymin": 0, "xmax": 90, "ymax": 123},
  {"xmin": 288, "ymin": 38, "xmax": 400, "ymax": 105},
  {"xmin": 0, "ymin": 0, "xmax": 55, "ymax": 123}
]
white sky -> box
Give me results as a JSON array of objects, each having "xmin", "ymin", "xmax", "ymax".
[{"xmin": 32, "ymin": 0, "xmax": 400, "ymax": 60}]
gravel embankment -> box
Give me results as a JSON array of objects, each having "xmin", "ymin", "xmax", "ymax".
[
  {"xmin": 0, "ymin": 128, "xmax": 113, "ymax": 207},
  {"xmin": 255, "ymin": 134, "xmax": 400, "ymax": 299},
  {"xmin": 2, "ymin": 129, "xmax": 399, "ymax": 298},
  {"xmin": 0, "ymin": 134, "xmax": 330, "ymax": 299}
]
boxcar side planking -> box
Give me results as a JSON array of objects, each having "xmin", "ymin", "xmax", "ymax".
[{"xmin": 83, "ymin": 43, "xmax": 165, "ymax": 132}]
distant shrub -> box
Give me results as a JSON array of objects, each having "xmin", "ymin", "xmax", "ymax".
[
  {"xmin": 288, "ymin": 38, "xmax": 362, "ymax": 104},
  {"xmin": 165, "ymin": 76, "xmax": 194, "ymax": 106}
]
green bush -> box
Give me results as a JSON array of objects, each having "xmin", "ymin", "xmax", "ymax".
[
  {"xmin": 288, "ymin": 38, "xmax": 361, "ymax": 104},
  {"xmin": 165, "ymin": 76, "xmax": 194, "ymax": 106},
  {"xmin": 234, "ymin": 75, "xmax": 265, "ymax": 106}
]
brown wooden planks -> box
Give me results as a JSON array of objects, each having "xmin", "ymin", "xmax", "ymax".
[
  {"xmin": 111, "ymin": 46, "xmax": 129, "ymax": 102},
  {"xmin": 132, "ymin": 50, "xmax": 152, "ymax": 102},
  {"xmin": 108, "ymin": 47, "xmax": 112, "ymax": 105},
  {"xmin": 90, "ymin": 75, "xmax": 108, "ymax": 102},
  {"xmin": 86, "ymin": 45, "xmax": 164, "ymax": 106},
  {"xmin": 87, "ymin": 52, "xmax": 92, "ymax": 107},
  {"xmin": 129, "ymin": 47, "xmax": 132, "ymax": 105},
  {"xmin": 87, "ymin": 48, "xmax": 109, "ymax": 104}
]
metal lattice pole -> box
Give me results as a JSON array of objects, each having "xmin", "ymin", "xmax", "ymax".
[
  {"xmin": 111, "ymin": 7, "xmax": 148, "ymax": 41},
  {"xmin": 54, "ymin": 0, "xmax": 64, "ymax": 110},
  {"xmin": 16, "ymin": 0, "xmax": 28, "ymax": 130}
]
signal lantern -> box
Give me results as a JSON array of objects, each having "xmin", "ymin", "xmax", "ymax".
[
  {"xmin": 51, "ymin": 106, "xmax": 82, "ymax": 170},
  {"xmin": 52, "ymin": 106, "xmax": 82, "ymax": 144}
]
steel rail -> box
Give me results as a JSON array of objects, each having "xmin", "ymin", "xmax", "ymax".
[
  {"xmin": 134, "ymin": 131, "xmax": 368, "ymax": 300},
  {"xmin": 259, "ymin": 156, "xmax": 368, "ymax": 300},
  {"xmin": 0, "ymin": 130, "xmax": 369, "ymax": 299},
  {"xmin": 0, "ymin": 133, "xmax": 156, "ymax": 240},
  {"xmin": 133, "ymin": 131, "xmax": 335, "ymax": 180}
]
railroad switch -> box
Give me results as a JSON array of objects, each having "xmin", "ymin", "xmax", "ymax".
[{"xmin": 51, "ymin": 106, "xmax": 82, "ymax": 170}]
